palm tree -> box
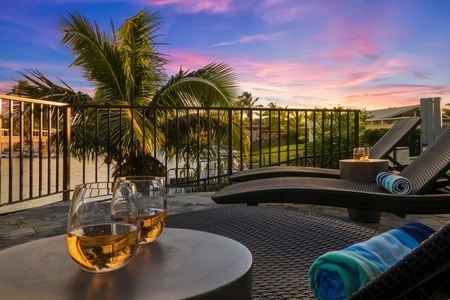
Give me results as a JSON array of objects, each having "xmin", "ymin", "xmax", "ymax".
[
  {"xmin": 237, "ymin": 91, "xmax": 263, "ymax": 120},
  {"xmin": 236, "ymin": 92, "xmax": 262, "ymax": 147},
  {"xmin": 10, "ymin": 9, "xmax": 238, "ymax": 179}
]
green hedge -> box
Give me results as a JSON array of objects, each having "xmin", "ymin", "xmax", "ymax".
[{"xmin": 360, "ymin": 128, "xmax": 421, "ymax": 157}]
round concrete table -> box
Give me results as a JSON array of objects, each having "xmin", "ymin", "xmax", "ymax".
[
  {"xmin": 340, "ymin": 158, "xmax": 389, "ymax": 223},
  {"xmin": 0, "ymin": 228, "xmax": 253, "ymax": 300}
]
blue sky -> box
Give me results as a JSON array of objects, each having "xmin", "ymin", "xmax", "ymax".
[{"xmin": 1, "ymin": 0, "xmax": 450, "ymax": 110}]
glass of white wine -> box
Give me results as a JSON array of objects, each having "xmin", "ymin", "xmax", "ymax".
[
  {"xmin": 117, "ymin": 176, "xmax": 167, "ymax": 244},
  {"xmin": 66, "ymin": 182, "xmax": 140, "ymax": 273}
]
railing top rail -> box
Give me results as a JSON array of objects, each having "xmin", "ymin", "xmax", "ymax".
[
  {"xmin": 68, "ymin": 103, "xmax": 360, "ymax": 113},
  {"xmin": 0, "ymin": 94, "xmax": 362, "ymax": 114},
  {"xmin": 0, "ymin": 94, "xmax": 69, "ymax": 107}
]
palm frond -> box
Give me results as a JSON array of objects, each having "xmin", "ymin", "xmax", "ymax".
[
  {"xmin": 153, "ymin": 62, "xmax": 238, "ymax": 107},
  {"xmin": 56, "ymin": 10, "xmax": 126, "ymax": 101},
  {"xmin": 117, "ymin": 9, "xmax": 168, "ymax": 104}
]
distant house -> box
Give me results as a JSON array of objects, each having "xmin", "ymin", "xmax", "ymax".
[
  {"xmin": 244, "ymin": 118, "xmax": 287, "ymax": 148},
  {"xmin": 366, "ymin": 104, "xmax": 450, "ymax": 129}
]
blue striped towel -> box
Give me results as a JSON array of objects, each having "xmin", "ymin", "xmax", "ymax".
[
  {"xmin": 308, "ymin": 222, "xmax": 435, "ymax": 300},
  {"xmin": 375, "ymin": 172, "xmax": 412, "ymax": 195}
]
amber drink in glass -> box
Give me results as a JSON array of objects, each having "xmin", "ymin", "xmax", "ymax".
[
  {"xmin": 66, "ymin": 182, "xmax": 139, "ymax": 273},
  {"xmin": 117, "ymin": 176, "xmax": 167, "ymax": 244}
]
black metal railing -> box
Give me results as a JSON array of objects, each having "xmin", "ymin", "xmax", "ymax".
[
  {"xmin": 0, "ymin": 94, "xmax": 360, "ymax": 206},
  {"xmin": 0, "ymin": 94, "xmax": 71, "ymax": 205}
]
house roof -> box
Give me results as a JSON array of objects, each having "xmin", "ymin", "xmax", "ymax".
[{"xmin": 367, "ymin": 105, "xmax": 419, "ymax": 121}]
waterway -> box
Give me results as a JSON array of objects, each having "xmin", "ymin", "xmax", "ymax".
[
  {"xmin": 0, "ymin": 150, "xmax": 239, "ymax": 209},
  {"xmin": 1, "ymin": 157, "xmax": 111, "ymax": 206},
  {"xmin": 0, "ymin": 155, "xmax": 231, "ymax": 207}
]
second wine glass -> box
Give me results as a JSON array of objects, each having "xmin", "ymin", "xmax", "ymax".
[{"xmin": 117, "ymin": 176, "xmax": 167, "ymax": 244}]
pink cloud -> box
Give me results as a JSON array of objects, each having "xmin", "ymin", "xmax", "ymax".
[
  {"xmin": 234, "ymin": 58, "xmax": 390, "ymax": 89},
  {"xmin": 338, "ymin": 84, "xmax": 450, "ymax": 109},
  {"xmin": 312, "ymin": 16, "xmax": 382, "ymax": 63},
  {"xmin": 220, "ymin": 51, "xmax": 450, "ymax": 109},
  {"xmin": 4, "ymin": 45, "xmax": 448, "ymax": 110},
  {"xmin": 145, "ymin": 0, "xmax": 233, "ymax": 14},
  {"xmin": 259, "ymin": 2, "xmax": 393, "ymax": 65},
  {"xmin": 0, "ymin": 82, "xmax": 14, "ymax": 94},
  {"xmin": 163, "ymin": 49, "xmax": 218, "ymax": 74}
]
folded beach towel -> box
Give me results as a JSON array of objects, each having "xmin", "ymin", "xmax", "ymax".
[
  {"xmin": 308, "ymin": 222, "xmax": 435, "ymax": 300},
  {"xmin": 375, "ymin": 172, "xmax": 412, "ymax": 195}
]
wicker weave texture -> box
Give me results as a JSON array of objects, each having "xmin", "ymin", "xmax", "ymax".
[
  {"xmin": 229, "ymin": 166, "xmax": 341, "ymax": 183},
  {"xmin": 368, "ymin": 117, "xmax": 421, "ymax": 159},
  {"xmin": 399, "ymin": 126, "xmax": 450, "ymax": 194},
  {"xmin": 166, "ymin": 205, "xmax": 379, "ymax": 299}
]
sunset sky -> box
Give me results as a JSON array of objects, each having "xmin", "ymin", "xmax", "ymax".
[{"xmin": 1, "ymin": 0, "xmax": 450, "ymax": 110}]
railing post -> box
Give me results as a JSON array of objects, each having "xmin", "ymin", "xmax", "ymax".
[
  {"xmin": 420, "ymin": 97, "xmax": 442, "ymax": 151},
  {"xmin": 227, "ymin": 109, "xmax": 233, "ymax": 178},
  {"xmin": 354, "ymin": 110, "xmax": 360, "ymax": 148},
  {"xmin": 62, "ymin": 106, "xmax": 71, "ymax": 201}
]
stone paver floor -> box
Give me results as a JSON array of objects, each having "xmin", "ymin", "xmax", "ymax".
[{"xmin": 1, "ymin": 192, "xmax": 449, "ymax": 251}]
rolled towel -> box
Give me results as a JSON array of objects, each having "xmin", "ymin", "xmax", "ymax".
[
  {"xmin": 308, "ymin": 222, "xmax": 435, "ymax": 300},
  {"xmin": 375, "ymin": 172, "xmax": 412, "ymax": 195}
]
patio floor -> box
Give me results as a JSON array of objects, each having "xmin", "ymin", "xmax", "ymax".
[{"xmin": 1, "ymin": 192, "xmax": 449, "ymax": 251}]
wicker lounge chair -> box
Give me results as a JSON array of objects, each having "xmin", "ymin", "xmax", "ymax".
[
  {"xmin": 166, "ymin": 205, "xmax": 450, "ymax": 299},
  {"xmin": 212, "ymin": 126, "xmax": 450, "ymax": 218},
  {"xmin": 228, "ymin": 117, "xmax": 421, "ymax": 183}
]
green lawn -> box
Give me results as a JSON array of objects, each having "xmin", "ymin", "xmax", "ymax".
[{"xmin": 244, "ymin": 144, "xmax": 306, "ymax": 165}]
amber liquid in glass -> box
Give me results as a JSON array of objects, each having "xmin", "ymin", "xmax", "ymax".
[
  {"xmin": 353, "ymin": 153, "xmax": 364, "ymax": 161},
  {"xmin": 139, "ymin": 209, "xmax": 166, "ymax": 244},
  {"xmin": 67, "ymin": 223, "xmax": 139, "ymax": 272}
]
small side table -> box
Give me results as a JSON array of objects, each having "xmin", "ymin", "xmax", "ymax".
[
  {"xmin": 339, "ymin": 159, "xmax": 389, "ymax": 223},
  {"xmin": 0, "ymin": 228, "xmax": 253, "ymax": 300}
]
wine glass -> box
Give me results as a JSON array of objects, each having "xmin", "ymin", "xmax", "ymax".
[
  {"xmin": 66, "ymin": 182, "xmax": 140, "ymax": 273},
  {"xmin": 353, "ymin": 147, "xmax": 366, "ymax": 161},
  {"xmin": 117, "ymin": 176, "xmax": 167, "ymax": 244},
  {"xmin": 364, "ymin": 147, "xmax": 370, "ymax": 161}
]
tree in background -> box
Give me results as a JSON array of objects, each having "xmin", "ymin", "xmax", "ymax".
[
  {"xmin": 10, "ymin": 9, "xmax": 238, "ymax": 179},
  {"xmin": 237, "ymin": 91, "xmax": 263, "ymax": 119},
  {"xmin": 306, "ymin": 106, "xmax": 367, "ymax": 168},
  {"xmin": 443, "ymin": 103, "xmax": 450, "ymax": 117}
]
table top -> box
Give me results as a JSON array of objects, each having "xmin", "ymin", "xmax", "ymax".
[
  {"xmin": 0, "ymin": 228, "xmax": 253, "ymax": 300},
  {"xmin": 340, "ymin": 158, "xmax": 389, "ymax": 164}
]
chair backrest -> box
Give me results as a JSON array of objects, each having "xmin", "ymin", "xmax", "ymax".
[
  {"xmin": 369, "ymin": 117, "xmax": 421, "ymax": 159},
  {"xmin": 399, "ymin": 126, "xmax": 450, "ymax": 194}
]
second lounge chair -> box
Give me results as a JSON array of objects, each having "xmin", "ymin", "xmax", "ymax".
[{"xmin": 213, "ymin": 126, "xmax": 450, "ymax": 218}]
